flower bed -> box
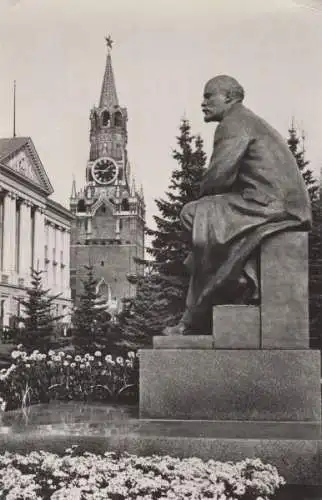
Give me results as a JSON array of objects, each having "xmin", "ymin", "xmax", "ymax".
[
  {"xmin": 0, "ymin": 346, "xmax": 138, "ymax": 411},
  {"xmin": 0, "ymin": 447, "xmax": 285, "ymax": 499}
]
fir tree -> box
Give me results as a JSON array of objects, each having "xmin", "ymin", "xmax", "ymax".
[
  {"xmin": 287, "ymin": 122, "xmax": 319, "ymax": 202},
  {"xmin": 287, "ymin": 121, "xmax": 321, "ymax": 349},
  {"xmin": 14, "ymin": 268, "xmax": 62, "ymax": 352},
  {"xmin": 147, "ymin": 121, "xmax": 207, "ymax": 277},
  {"xmin": 309, "ymin": 198, "xmax": 322, "ymax": 349},
  {"xmin": 119, "ymin": 119, "xmax": 207, "ymax": 346},
  {"xmin": 72, "ymin": 265, "xmax": 116, "ymax": 354}
]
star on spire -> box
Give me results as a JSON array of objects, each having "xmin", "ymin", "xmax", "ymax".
[{"xmin": 105, "ymin": 35, "xmax": 114, "ymax": 52}]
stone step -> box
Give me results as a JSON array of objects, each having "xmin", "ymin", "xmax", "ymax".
[{"xmin": 153, "ymin": 335, "xmax": 213, "ymax": 349}]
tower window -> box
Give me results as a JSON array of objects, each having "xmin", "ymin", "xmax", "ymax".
[
  {"xmin": 102, "ymin": 110, "xmax": 110, "ymax": 127},
  {"xmin": 77, "ymin": 199, "xmax": 86, "ymax": 212},
  {"xmin": 114, "ymin": 111, "xmax": 123, "ymax": 127},
  {"xmin": 101, "ymin": 261, "xmax": 104, "ymax": 266},
  {"xmin": 121, "ymin": 198, "xmax": 129, "ymax": 211}
]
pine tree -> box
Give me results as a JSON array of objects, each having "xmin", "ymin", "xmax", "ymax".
[
  {"xmin": 119, "ymin": 119, "xmax": 207, "ymax": 346},
  {"xmin": 287, "ymin": 121, "xmax": 321, "ymax": 349},
  {"xmin": 309, "ymin": 197, "xmax": 322, "ymax": 349},
  {"xmin": 72, "ymin": 265, "xmax": 116, "ymax": 354},
  {"xmin": 14, "ymin": 268, "xmax": 62, "ymax": 352},
  {"xmin": 287, "ymin": 122, "xmax": 319, "ymax": 202}
]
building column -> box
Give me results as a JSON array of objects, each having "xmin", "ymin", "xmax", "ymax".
[
  {"xmin": 2, "ymin": 192, "xmax": 16, "ymax": 275},
  {"xmin": 46, "ymin": 222, "xmax": 53, "ymax": 292},
  {"xmin": 33, "ymin": 207, "xmax": 45, "ymax": 272},
  {"xmin": 64, "ymin": 229, "xmax": 71, "ymax": 299},
  {"xmin": 19, "ymin": 200, "xmax": 32, "ymax": 285},
  {"xmin": 54, "ymin": 225, "xmax": 61, "ymax": 295}
]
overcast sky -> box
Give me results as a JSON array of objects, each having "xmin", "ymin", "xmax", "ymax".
[{"xmin": 0, "ymin": 0, "xmax": 321, "ymax": 228}]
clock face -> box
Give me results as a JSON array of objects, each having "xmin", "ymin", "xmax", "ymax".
[{"xmin": 92, "ymin": 157, "xmax": 118, "ymax": 185}]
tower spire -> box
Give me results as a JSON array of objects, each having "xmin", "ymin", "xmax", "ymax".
[
  {"xmin": 71, "ymin": 175, "xmax": 77, "ymax": 198},
  {"xmin": 99, "ymin": 35, "xmax": 119, "ymax": 109}
]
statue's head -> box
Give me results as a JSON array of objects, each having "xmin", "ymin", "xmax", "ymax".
[{"xmin": 202, "ymin": 75, "xmax": 245, "ymax": 122}]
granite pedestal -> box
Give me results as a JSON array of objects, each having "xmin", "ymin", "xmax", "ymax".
[{"xmin": 139, "ymin": 232, "xmax": 322, "ymax": 485}]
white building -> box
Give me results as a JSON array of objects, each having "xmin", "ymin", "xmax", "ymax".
[{"xmin": 0, "ymin": 137, "xmax": 73, "ymax": 330}]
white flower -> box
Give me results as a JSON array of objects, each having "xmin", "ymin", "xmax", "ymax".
[
  {"xmin": 94, "ymin": 351, "xmax": 102, "ymax": 357},
  {"xmin": 75, "ymin": 355, "xmax": 82, "ymax": 362},
  {"xmin": 116, "ymin": 356, "xmax": 124, "ymax": 365},
  {"xmin": 105, "ymin": 355, "xmax": 112, "ymax": 363},
  {"xmin": 127, "ymin": 351, "xmax": 135, "ymax": 359},
  {"xmin": 63, "ymin": 361, "xmax": 69, "ymax": 367},
  {"xmin": 70, "ymin": 362, "xmax": 76, "ymax": 369},
  {"xmin": 11, "ymin": 351, "xmax": 21, "ymax": 359}
]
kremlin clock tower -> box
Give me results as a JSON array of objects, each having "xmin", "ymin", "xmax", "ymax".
[{"xmin": 69, "ymin": 37, "xmax": 145, "ymax": 312}]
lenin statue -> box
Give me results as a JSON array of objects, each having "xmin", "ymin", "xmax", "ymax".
[{"xmin": 164, "ymin": 75, "xmax": 311, "ymax": 336}]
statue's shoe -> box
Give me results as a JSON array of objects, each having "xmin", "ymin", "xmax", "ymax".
[{"xmin": 162, "ymin": 322, "xmax": 188, "ymax": 336}]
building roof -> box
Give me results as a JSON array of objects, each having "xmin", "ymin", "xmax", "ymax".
[
  {"xmin": 0, "ymin": 136, "xmax": 54, "ymax": 195},
  {"xmin": 0, "ymin": 137, "xmax": 29, "ymax": 161},
  {"xmin": 46, "ymin": 197, "xmax": 75, "ymax": 222}
]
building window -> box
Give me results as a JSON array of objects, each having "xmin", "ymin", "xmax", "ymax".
[
  {"xmin": 15, "ymin": 200, "xmax": 21, "ymax": 273},
  {"xmin": 0, "ymin": 299, "xmax": 4, "ymax": 328},
  {"xmin": 53, "ymin": 264, "xmax": 57, "ymax": 286}
]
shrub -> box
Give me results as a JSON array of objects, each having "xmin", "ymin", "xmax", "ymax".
[{"xmin": 0, "ymin": 448, "xmax": 286, "ymax": 499}]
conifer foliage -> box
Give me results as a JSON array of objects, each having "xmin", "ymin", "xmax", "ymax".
[
  {"xmin": 72, "ymin": 265, "xmax": 115, "ymax": 354},
  {"xmin": 147, "ymin": 119, "xmax": 207, "ymax": 276},
  {"xmin": 287, "ymin": 122, "xmax": 319, "ymax": 202},
  {"xmin": 119, "ymin": 119, "xmax": 207, "ymax": 347},
  {"xmin": 14, "ymin": 268, "xmax": 62, "ymax": 352},
  {"xmin": 287, "ymin": 121, "xmax": 321, "ymax": 348}
]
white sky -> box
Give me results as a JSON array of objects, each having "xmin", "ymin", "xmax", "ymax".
[{"xmin": 0, "ymin": 0, "xmax": 321, "ymax": 228}]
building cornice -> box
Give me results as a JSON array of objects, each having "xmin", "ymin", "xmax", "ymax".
[{"xmin": 46, "ymin": 197, "xmax": 75, "ymax": 222}]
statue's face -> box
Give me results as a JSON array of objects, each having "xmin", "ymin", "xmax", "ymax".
[{"xmin": 201, "ymin": 81, "xmax": 230, "ymax": 122}]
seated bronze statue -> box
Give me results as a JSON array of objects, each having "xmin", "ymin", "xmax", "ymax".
[{"xmin": 164, "ymin": 75, "xmax": 311, "ymax": 336}]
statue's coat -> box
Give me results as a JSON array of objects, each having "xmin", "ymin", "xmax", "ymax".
[{"xmin": 185, "ymin": 103, "xmax": 311, "ymax": 312}]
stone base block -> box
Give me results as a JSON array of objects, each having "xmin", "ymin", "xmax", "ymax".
[
  {"xmin": 213, "ymin": 305, "xmax": 260, "ymax": 348},
  {"xmin": 260, "ymin": 231, "xmax": 309, "ymax": 348},
  {"xmin": 153, "ymin": 335, "xmax": 213, "ymax": 349},
  {"xmin": 139, "ymin": 349, "xmax": 321, "ymax": 421}
]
